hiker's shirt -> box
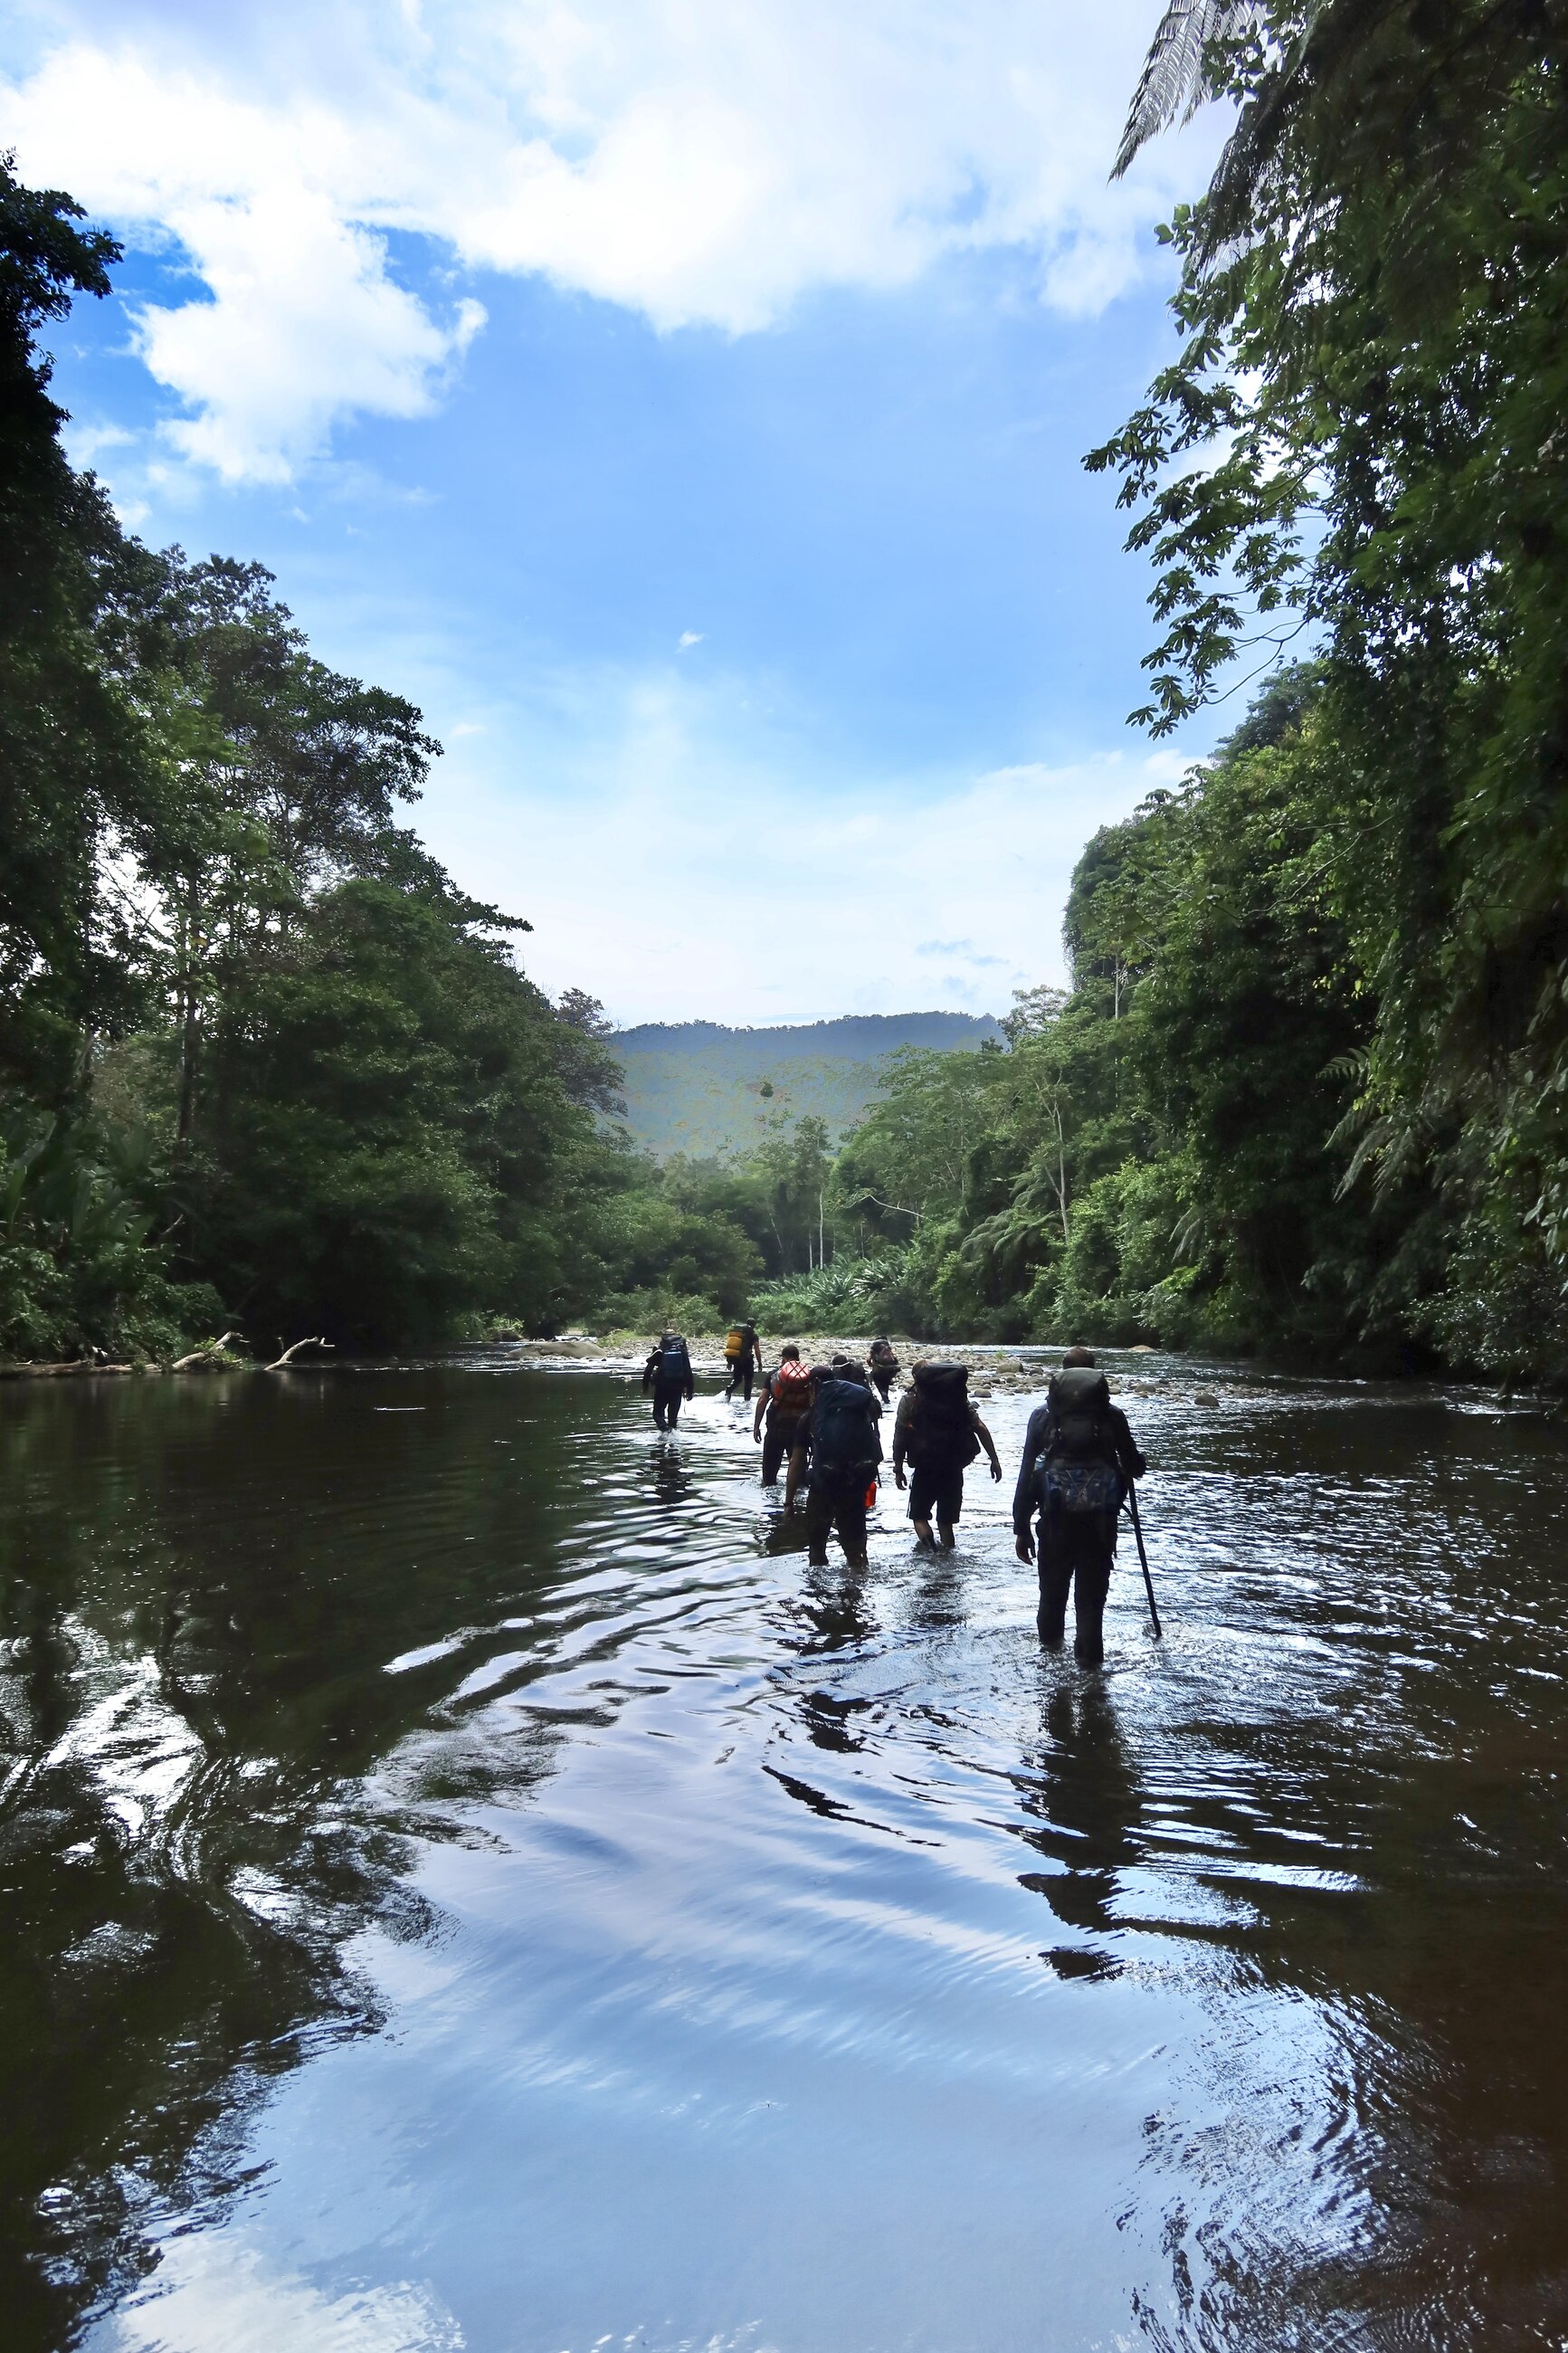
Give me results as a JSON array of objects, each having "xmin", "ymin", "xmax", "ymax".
[{"xmin": 1012, "ymin": 1400, "xmax": 1144, "ymax": 1547}]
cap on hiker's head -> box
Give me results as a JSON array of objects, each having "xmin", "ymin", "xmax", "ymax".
[{"xmin": 1062, "ymin": 1344, "xmax": 1097, "ymax": 1367}]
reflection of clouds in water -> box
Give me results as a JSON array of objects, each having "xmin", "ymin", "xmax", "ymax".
[
  {"xmin": 112, "ymin": 2238, "xmax": 463, "ymax": 2353},
  {"xmin": 37, "ymin": 1622, "xmax": 204, "ymax": 1838},
  {"xmin": 22, "ymin": 1367, "xmax": 1568, "ymax": 2350}
]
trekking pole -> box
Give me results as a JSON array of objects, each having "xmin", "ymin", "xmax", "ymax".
[{"xmin": 1125, "ymin": 1480, "xmax": 1163, "ymax": 1641}]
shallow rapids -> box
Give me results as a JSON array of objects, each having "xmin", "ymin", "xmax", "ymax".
[{"xmin": 3, "ymin": 1356, "xmax": 1566, "ymax": 2351}]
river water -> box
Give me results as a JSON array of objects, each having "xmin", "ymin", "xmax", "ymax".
[{"xmin": 3, "ymin": 1353, "xmax": 1567, "ymax": 2352}]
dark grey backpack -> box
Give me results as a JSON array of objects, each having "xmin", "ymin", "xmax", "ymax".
[
  {"xmin": 1046, "ymin": 1367, "xmax": 1110, "ymax": 1457},
  {"xmin": 812, "ymin": 1377, "xmax": 880, "ymax": 1475},
  {"xmin": 909, "ymin": 1363, "xmax": 981, "ymax": 1468},
  {"xmin": 1037, "ymin": 1368, "xmax": 1119, "ymax": 1515}
]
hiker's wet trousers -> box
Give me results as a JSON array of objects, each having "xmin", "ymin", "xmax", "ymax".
[
  {"xmin": 761, "ymin": 1415, "xmax": 805, "ymax": 1484},
  {"xmin": 806, "ymin": 1471, "xmax": 870, "ymax": 1564},
  {"xmin": 652, "ymin": 1380, "xmax": 686, "ymax": 1429},
  {"xmin": 1036, "ymin": 1520, "xmax": 1113, "ymax": 1666}
]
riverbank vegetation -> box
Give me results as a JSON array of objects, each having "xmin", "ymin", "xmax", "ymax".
[
  {"xmin": 0, "ymin": 159, "xmax": 644, "ymax": 1359},
  {"xmin": 757, "ymin": 0, "xmax": 1568, "ymax": 1383},
  {"xmin": 6, "ymin": 0, "xmax": 1567, "ymax": 1381},
  {"xmin": 0, "ymin": 157, "xmax": 871, "ymax": 1363}
]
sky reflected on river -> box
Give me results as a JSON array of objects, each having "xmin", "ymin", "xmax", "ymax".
[{"xmin": 3, "ymin": 1358, "xmax": 1566, "ymax": 2350}]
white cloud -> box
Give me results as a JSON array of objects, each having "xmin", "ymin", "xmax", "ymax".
[
  {"xmin": 136, "ymin": 195, "xmax": 485, "ymax": 487},
  {"xmin": 677, "ymin": 631, "xmax": 704, "ymax": 650},
  {"xmin": 60, "ymin": 417, "xmax": 134, "ymax": 466},
  {"xmin": 412, "ymin": 654, "xmax": 1190, "ymax": 1024},
  {"xmin": 110, "ymin": 2232, "xmax": 463, "ymax": 2353},
  {"xmin": 0, "ymin": 3, "xmax": 1221, "ymax": 483}
]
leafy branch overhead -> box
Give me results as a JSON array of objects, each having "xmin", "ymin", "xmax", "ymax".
[{"xmin": 1085, "ymin": 0, "xmax": 1568, "ymax": 1363}]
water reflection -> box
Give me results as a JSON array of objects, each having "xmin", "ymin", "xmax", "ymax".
[
  {"xmin": 1, "ymin": 1362, "xmax": 1566, "ymax": 2351},
  {"xmin": 1016, "ymin": 1681, "xmax": 1140, "ymax": 1970},
  {"xmin": 646, "ymin": 1435, "xmax": 695, "ymax": 1511},
  {"xmin": 0, "ymin": 1369, "xmax": 619, "ymax": 2345},
  {"xmin": 760, "ymin": 1506, "xmax": 812, "ymax": 1558},
  {"xmin": 908, "ymin": 1546, "xmax": 966, "ymax": 1630},
  {"xmin": 797, "ymin": 1559, "xmax": 875, "ymax": 1651}
]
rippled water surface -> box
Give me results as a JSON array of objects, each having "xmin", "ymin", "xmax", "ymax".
[{"xmin": 4, "ymin": 1356, "xmax": 1568, "ymax": 2351}]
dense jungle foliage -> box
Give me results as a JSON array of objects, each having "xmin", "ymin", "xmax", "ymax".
[
  {"xmin": 755, "ymin": 0, "xmax": 1568, "ymax": 1379},
  {"xmin": 0, "ymin": 144, "xmax": 860, "ymax": 1363},
  {"xmin": 0, "ymin": 155, "xmax": 779, "ymax": 1359}
]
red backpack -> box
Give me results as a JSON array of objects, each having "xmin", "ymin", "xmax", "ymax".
[{"xmin": 773, "ymin": 1359, "xmax": 812, "ymax": 1415}]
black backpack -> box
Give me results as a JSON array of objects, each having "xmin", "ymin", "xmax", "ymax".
[
  {"xmin": 1037, "ymin": 1367, "xmax": 1119, "ymax": 1515},
  {"xmin": 811, "ymin": 1377, "xmax": 880, "ymax": 1475},
  {"xmin": 908, "ymin": 1363, "xmax": 981, "ymax": 1468},
  {"xmin": 658, "ymin": 1340, "xmax": 688, "ymax": 1382},
  {"xmin": 1045, "ymin": 1367, "xmax": 1110, "ymax": 1457}
]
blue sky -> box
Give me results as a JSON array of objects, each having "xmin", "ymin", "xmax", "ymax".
[{"xmin": 1, "ymin": 0, "xmax": 1226, "ymax": 1025}]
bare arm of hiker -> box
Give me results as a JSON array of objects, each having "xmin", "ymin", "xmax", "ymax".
[
  {"xmin": 891, "ymin": 1389, "xmax": 916, "ymax": 1489},
  {"xmin": 1012, "ymin": 1405, "xmax": 1050, "ymax": 1559},
  {"xmin": 972, "ymin": 1411, "xmax": 1003, "ymax": 1481}
]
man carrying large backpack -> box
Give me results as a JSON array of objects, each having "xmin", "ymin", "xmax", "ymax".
[
  {"xmin": 867, "ymin": 1336, "xmax": 900, "ymax": 1405},
  {"xmin": 1012, "ymin": 1346, "xmax": 1147, "ymax": 1666},
  {"xmin": 753, "ymin": 1343, "xmax": 813, "ymax": 1484},
  {"xmin": 797, "ymin": 1360, "xmax": 882, "ymax": 1567},
  {"xmin": 641, "ymin": 1330, "xmax": 695, "ymax": 1431},
  {"xmin": 891, "ymin": 1361, "xmax": 1002, "ymax": 1549},
  {"xmin": 723, "ymin": 1319, "xmax": 761, "ymax": 1402}
]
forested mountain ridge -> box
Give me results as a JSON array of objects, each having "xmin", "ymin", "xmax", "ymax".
[
  {"xmin": 616, "ymin": 1015, "xmax": 1001, "ymax": 1057},
  {"xmin": 613, "ymin": 1013, "xmax": 1002, "ymax": 1158}
]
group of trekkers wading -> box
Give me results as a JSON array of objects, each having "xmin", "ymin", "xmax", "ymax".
[{"xmin": 644, "ymin": 1326, "xmax": 1149, "ymax": 1666}]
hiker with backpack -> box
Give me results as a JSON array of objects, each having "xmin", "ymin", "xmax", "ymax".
[
  {"xmin": 641, "ymin": 1331, "xmax": 695, "ymax": 1431},
  {"xmin": 1013, "ymin": 1346, "xmax": 1147, "ymax": 1667},
  {"xmin": 868, "ymin": 1336, "xmax": 901, "ymax": 1405},
  {"xmin": 794, "ymin": 1359, "xmax": 882, "ymax": 1567},
  {"xmin": 753, "ymin": 1343, "xmax": 813, "ymax": 1485},
  {"xmin": 891, "ymin": 1361, "xmax": 1003, "ymax": 1549},
  {"xmin": 723, "ymin": 1319, "xmax": 761, "ymax": 1402}
]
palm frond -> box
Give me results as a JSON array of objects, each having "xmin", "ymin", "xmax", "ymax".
[{"xmin": 1113, "ymin": 0, "xmax": 1254, "ymax": 179}]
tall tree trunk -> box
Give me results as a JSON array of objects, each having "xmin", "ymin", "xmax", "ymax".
[
  {"xmin": 176, "ymin": 995, "xmax": 200, "ymax": 1148},
  {"xmin": 175, "ymin": 897, "xmax": 199, "ymax": 1149}
]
